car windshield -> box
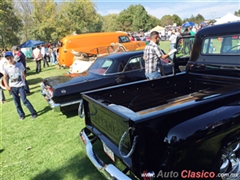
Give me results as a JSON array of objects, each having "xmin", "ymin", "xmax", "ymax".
[{"xmin": 88, "ymin": 58, "xmax": 113, "ymax": 74}]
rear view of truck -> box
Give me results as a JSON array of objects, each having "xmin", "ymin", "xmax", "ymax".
[{"xmin": 80, "ymin": 22, "xmax": 240, "ymax": 179}]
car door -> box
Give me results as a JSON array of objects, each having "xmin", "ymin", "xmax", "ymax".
[
  {"xmin": 115, "ymin": 56, "xmax": 146, "ymax": 83},
  {"xmin": 172, "ymin": 35, "xmax": 194, "ymax": 73}
]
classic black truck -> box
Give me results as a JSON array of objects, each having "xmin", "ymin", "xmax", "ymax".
[{"xmin": 80, "ymin": 22, "xmax": 240, "ymax": 180}]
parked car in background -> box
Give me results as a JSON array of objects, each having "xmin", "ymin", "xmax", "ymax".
[
  {"xmin": 58, "ymin": 32, "xmax": 146, "ymax": 67},
  {"xmin": 40, "ymin": 50, "xmax": 181, "ymax": 113}
]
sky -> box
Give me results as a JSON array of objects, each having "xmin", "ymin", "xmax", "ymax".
[{"xmin": 93, "ymin": 0, "xmax": 240, "ymax": 20}]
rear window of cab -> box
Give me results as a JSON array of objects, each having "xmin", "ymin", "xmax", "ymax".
[{"xmin": 202, "ymin": 34, "xmax": 240, "ymax": 55}]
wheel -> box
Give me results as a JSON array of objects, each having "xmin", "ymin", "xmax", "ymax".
[{"xmin": 220, "ymin": 143, "xmax": 240, "ymax": 179}]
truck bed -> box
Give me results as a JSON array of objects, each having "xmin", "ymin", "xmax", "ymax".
[
  {"xmin": 84, "ymin": 73, "xmax": 239, "ymax": 115},
  {"xmin": 136, "ymin": 85, "xmax": 233, "ymax": 115}
]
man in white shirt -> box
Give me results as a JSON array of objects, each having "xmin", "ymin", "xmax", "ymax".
[
  {"xmin": 40, "ymin": 44, "xmax": 49, "ymax": 68},
  {"xmin": 32, "ymin": 46, "xmax": 42, "ymax": 73},
  {"xmin": 169, "ymin": 31, "xmax": 177, "ymax": 59},
  {"xmin": 3, "ymin": 52, "xmax": 37, "ymax": 120}
]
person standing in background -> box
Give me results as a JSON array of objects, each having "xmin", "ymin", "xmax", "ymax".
[
  {"xmin": 189, "ymin": 26, "xmax": 196, "ymax": 50},
  {"xmin": 169, "ymin": 31, "xmax": 177, "ymax": 59},
  {"xmin": 11, "ymin": 46, "xmax": 31, "ymax": 95},
  {"xmin": 40, "ymin": 44, "xmax": 49, "ymax": 68},
  {"xmin": 32, "ymin": 46, "xmax": 42, "ymax": 73}
]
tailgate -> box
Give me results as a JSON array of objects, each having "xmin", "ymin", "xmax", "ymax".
[{"xmin": 83, "ymin": 94, "xmax": 133, "ymax": 152}]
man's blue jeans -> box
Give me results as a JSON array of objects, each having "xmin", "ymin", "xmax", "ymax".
[
  {"xmin": 145, "ymin": 71, "xmax": 161, "ymax": 80},
  {"xmin": 11, "ymin": 86, "xmax": 37, "ymax": 118}
]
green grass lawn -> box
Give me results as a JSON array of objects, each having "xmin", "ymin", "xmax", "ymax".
[{"xmin": 0, "ymin": 60, "xmax": 105, "ymax": 180}]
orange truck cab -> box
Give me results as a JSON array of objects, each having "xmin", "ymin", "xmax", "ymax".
[{"xmin": 58, "ymin": 32, "xmax": 146, "ymax": 67}]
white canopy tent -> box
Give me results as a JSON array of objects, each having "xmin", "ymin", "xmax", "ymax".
[
  {"xmin": 215, "ymin": 13, "xmax": 240, "ymax": 25},
  {"xmin": 150, "ymin": 25, "xmax": 165, "ymax": 32}
]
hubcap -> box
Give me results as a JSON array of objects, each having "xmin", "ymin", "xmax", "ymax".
[{"xmin": 220, "ymin": 143, "xmax": 240, "ymax": 180}]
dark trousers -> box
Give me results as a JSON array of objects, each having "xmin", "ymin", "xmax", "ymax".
[
  {"xmin": 36, "ymin": 60, "xmax": 41, "ymax": 73},
  {"xmin": 43, "ymin": 55, "xmax": 49, "ymax": 68},
  {"xmin": 11, "ymin": 86, "xmax": 37, "ymax": 118},
  {"xmin": 24, "ymin": 70, "xmax": 30, "ymax": 93}
]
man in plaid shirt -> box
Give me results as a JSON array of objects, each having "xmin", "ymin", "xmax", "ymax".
[{"xmin": 143, "ymin": 31, "xmax": 170, "ymax": 80}]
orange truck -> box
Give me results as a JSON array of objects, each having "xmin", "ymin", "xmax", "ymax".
[{"xmin": 57, "ymin": 32, "xmax": 146, "ymax": 67}]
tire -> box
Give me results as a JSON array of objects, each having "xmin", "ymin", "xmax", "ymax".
[{"xmin": 219, "ymin": 142, "xmax": 240, "ymax": 179}]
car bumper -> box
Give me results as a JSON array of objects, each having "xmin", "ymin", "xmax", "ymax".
[
  {"xmin": 79, "ymin": 128, "xmax": 131, "ymax": 180},
  {"xmin": 40, "ymin": 83, "xmax": 80, "ymax": 112}
]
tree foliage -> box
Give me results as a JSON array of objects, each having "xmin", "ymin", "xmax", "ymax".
[
  {"xmin": 101, "ymin": 14, "xmax": 118, "ymax": 32},
  {"xmin": 234, "ymin": 9, "xmax": 240, "ymax": 16},
  {"xmin": 30, "ymin": 0, "xmax": 58, "ymax": 42},
  {"xmin": 183, "ymin": 14, "xmax": 205, "ymax": 25},
  {"xmin": 116, "ymin": 4, "xmax": 160, "ymax": 32},
  {"xmin": 147, "ymin": 15, "xmax": 161, "ymax": 30},
  {"xmin": 172, "ymin": 14, "xmax": 182, "ymax": 26},
  {"xmin": 56, "ymin": 0, "xmax": 102, "ymax": 37},
  {"xmin": 0, "ymin": 0, "xmax": 22, "ymax": 48},
  {"xmin": 161, "ymin": 15, "xmax": 173, "ymax": 26}
]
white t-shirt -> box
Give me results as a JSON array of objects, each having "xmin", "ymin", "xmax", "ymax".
[
  {"xmin": 169, "ymin": 34, "xmax": 177, "ymax": 44},
  {"xmin": 3, "ymin": 62, "xmax": 25, "ymax": 87},
  {"xmin": 0, "ymin": 57, "xmax": 8, "ymax": 74},
  {"xmin": 41, "ymin": 47, "xmax": 46, "ymax": 57}
]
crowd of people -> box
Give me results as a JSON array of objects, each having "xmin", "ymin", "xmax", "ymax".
[{"xmin": 0, "ymin": 43, "xmax": 60, "ymax": 121}]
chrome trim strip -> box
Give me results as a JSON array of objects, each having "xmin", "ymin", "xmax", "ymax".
[{"xmin": 80, "ymin": 128, "xmax": 131, "ymax": 180}]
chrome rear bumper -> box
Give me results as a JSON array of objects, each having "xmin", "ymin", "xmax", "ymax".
[
  {"xmin": 40, "ymin": 82, "xmax": 80, "ymax": 112},
  {"xmin": 80, "ymin": 128, "xmax": 131, "ymax": 180}
]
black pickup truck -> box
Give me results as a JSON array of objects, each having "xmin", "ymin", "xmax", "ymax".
[{"xmin": 80, "ymin": 22, "xmax": 240, "ymax": 180}]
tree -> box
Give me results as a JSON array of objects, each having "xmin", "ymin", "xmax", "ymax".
[
  {"xmin": 116, "ymin": 8, "xmax": 134, "ymax": 31},
  {"xmin": 131, "ymin": 5, "xmax": 150, "ymax": 32},
  {"xmin": 147, "ymin": 15, "xmax": 161, "ymax": 31},
  {"xmin": 195, "ymin": 14, "xmax": 205, "ymax": 24},
  {"xmin": 13, "ymin": 0, "xmax": 34, "ymax": 42},
  {"xmin": 30, "ymin": 0, "xmax": 58, "ymax": 42},
  {"xmin": 116, "ymin": 4, "xmax": 151, "ymax": 32},
  {"xmin": 183, "ymin": 14, "xmax": 205, "ymax": 25},
  {"xmin": 172, "ymin": 14, "xmax": 182, "ymax": 26},
  {"xmin": 56, "ymin": 0, "xmax": 102, "ymax": 39},
  {"xmin": 0, "ymin": 0, "xmax": 22, "ymax": 48},
  {"xmin": 101, "ymin": 14, "xmax": 118, "ymax": 32},
  {"xmin": 161, "ymin": 15, "xmax": 173, "ymax": 26},
  {"xmin": 234, "ymin": 9, "xmax": 240, "ymax": 16}
]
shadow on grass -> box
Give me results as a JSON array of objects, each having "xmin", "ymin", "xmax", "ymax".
[
  {"xmin": 32, "ymin": 154, "xmax": 104, "ymax": 180},
  {"xmin": 26, "ymin": 71, "xmax": 39, "ymax": 76},
  {"xmin": 29, "ymin": 85, "xmax": 40, "ymax": 91},
  {"xmin": 37, "ymin": 106, "xmax": 52, "ymax": 116},
  {"xmin": 27, "ymin": 78, "xmax": 43, "ymax": 85},
  {"xmin": 62, "ymin": 109, "xmax": 78, "ymax": 118},
  {"xmin": 0, "ymin": 149, "xmax": 4, "ymax": 154}
]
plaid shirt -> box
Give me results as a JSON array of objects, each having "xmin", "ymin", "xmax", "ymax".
[{"xmin": 143, "ymin": 41, "xmax": 163, "ymax": 74}]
